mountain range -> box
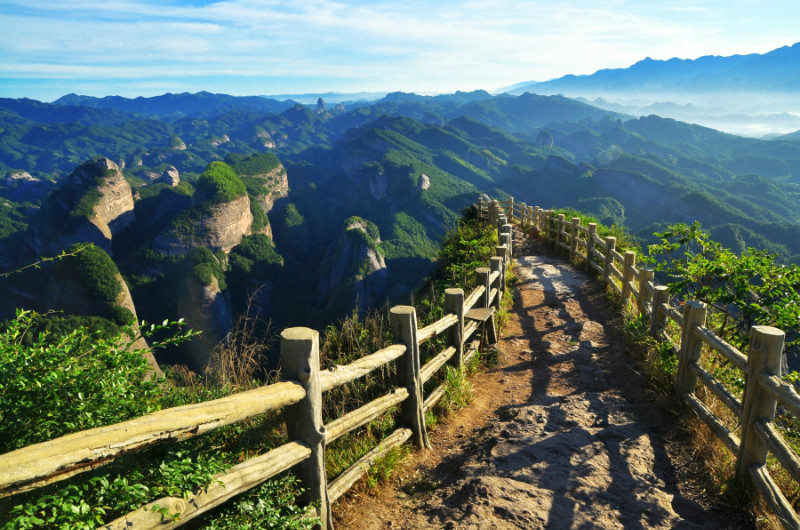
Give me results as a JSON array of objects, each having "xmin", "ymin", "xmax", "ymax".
[{"xmin": 2, "ymin": 47, "xmax": 800, "ymax": 369}]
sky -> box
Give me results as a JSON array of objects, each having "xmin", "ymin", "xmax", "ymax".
[{"xmin": 1, "ymin": 0, "xmax": 798, "ymax": 102}]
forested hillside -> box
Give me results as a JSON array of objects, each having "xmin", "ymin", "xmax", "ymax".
[{"xmin": 2, "ymin": 90, "xmax": 800, "ymax": 369}]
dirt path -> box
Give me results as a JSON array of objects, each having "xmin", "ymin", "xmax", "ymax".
[{"xmin": 336, "ymin": 233, "xmax": 753, "ymax": 529}]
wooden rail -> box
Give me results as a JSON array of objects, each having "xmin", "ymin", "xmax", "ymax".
[
  {"xmin": 478, "ymin": 196, "xmax": 800, "ymax": 529},
  {"xmin": 1, "ymin": 208, "xmax": 512, "ymax": 529}
]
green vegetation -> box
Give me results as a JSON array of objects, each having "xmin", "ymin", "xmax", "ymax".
[
  {"xmin": 196, "ymin": 161, "xmax": 246, "ymax": 203},
  {"xmin": 180, "ymin": 246, "xmax": 227, "ymax": 290},
  {"xmin": 55, "ymin": 243, "xmax": 134, "ymax": 325}
]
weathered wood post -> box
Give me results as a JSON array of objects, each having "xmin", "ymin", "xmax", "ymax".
[
  {"xmin": 280, "ymin": 328, "xmax": 333, "ymax": 530},
  {"xmin": 490, "ymin": 256, "xmax": 504, "ymax": 308},
  {"xmin": 520, "ymin": 202, "xmax": 528, "ymax": 226},
  {"xmin": 637, "ymin": 268, "xmax": 655, "ymax": 316},
  {"xmin": 500, "ymin": 223, "xmax": 512, "ymax": 259},
  {"xmin": 534, "ymin": 206, "xmax": 542, "ymax": 231},
  {"xmin": 621, "ymin": 251, "xmax": 636, "ymax": 308},
  {"xmin": 476, "ymin": 267, "xmax": 491, "ymax": 309},
  {"xmin": 674, "ymin": 301, "xmax": 707, "ymax": 399},
  {"xmin": 389, "ymin": 306, "xmax": 430, "ymax": 450},
  {"xmin": 649, "ymin": 285, "xmax": 669, "ymax": 338},
  {"xmin": 586, "ymin": 223, "xmax": 597, "ymax": 273},
  {"xmin": 527, "ymin": 206, "xmax": 534, "ymax": 227},
  {"xmin": 444, "ymin": 288, "xmax": 465, "ymax": 368},
  {"xmin": 507, "ymin": 196, "xmax": 514, "ymax": 220},
  {"xmin": 737, "ymin": 325, "xmax": 785, "ymax": 490},
  {"xmin": 603, "ymin": 236, "xmax": 616, "ymax": 284},
  {"xmin": 556, "ymin": 214, "xmax": 565, "ymax": 253},
  {"xmin": 570, "ymin": 217, "xmax": 580, "ymax": 260},
  {"xmin": 490, "ymin": 200, "xmax": 500, "ymax": 225}
]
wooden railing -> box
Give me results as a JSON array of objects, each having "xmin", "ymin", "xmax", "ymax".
[
  {"xmin": 0, "ymin": 220, "xmax": 511, "ymax": 529},
  {"xmin": 480, "ymin": 196, "xmax": 800, "ymax": 530}
]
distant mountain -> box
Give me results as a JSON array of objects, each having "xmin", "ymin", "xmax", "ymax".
[
  {"xmin": 52, "ymin": 91, "xmax": 296, "ymax": 121},
  {"xmin": 508, "ymin": 42, "xmax": 800, "ymax": 96},
  {"xmin": 261, "ymin": 91, "xmax": 387, "ymax": 105}
]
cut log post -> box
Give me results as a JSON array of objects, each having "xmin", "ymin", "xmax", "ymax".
[
  {"xmin": 507, "ymin": 196, "xmax": 514, "ymax": 219},
  {"xmin": 737, "ymin": 326, "xmax": 785, "ymax": 490},
  {"xmin": 621, "ymin": 251, "xmax": 636, "ymax": 307},
  {"xmin": 586, "ymin": 223, "xmax": 597, "ymax": 273},
  {"xmin": 556, "ymin": 214, "xmax": 565, "ymax": 252},
  {"xmin": 476, "ymin": 267, "xmax": 491, "ymax": 308},
  {"xmin": 534, "ymin": 206, "xmax": 542, "ymax": 231},
  {"xmin": 637, "ymin": 269, "xmax": 655, "ymax": 316},
  {"xmin": 389, "ymin": 306, "xmax": 430, "ymax": 450},
  {"xmin": 649, "ymin": 285, "xmax": 669, "ymax": 338},
  {"xmin": 491, "ymin": 256, "xmax": 504, "ymax": 308},
  {"xmin": 445, "ymin": 288, "xmax": 465, "ymax": 367},
  {"xmin": 603, "ymin": 236, "xmax": 617, "ymax": 284},
  {"xmin": 499, "ymin": 233, "xmax": 512, "ymax": 261},
  {"xmin": 520, "ymin": 202, "xmax": 528, "ymax": 225},
  {"xmin": 280, "ymin": 327, "xmax": 333, "ymax": 530},
  {"xmin": 490, "ymin": 200, "xmax": 499, "ymax": 225},
  {"xmin": 570, "ymin": 217, "xmax": 580, "ymax": 260},
  {"xmin": 674, "ymin": 301, "xmax": 707, "ymax": 399}
]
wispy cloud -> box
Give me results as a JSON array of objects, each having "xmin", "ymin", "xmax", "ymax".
[{"xmin": 0, "ymin": 0, "xmax": 797, "ymax": 100}]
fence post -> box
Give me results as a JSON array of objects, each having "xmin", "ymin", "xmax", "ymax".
[
  {"xmin": 637, "ymin": 269, "xmax": 654, "ymax": 316},
  {"xmin": 507, "ymin": 196, "xmax": 514, "ymax": 219},
  {"xmin": 490, "ymin": 256, "xmax": 504, "ymax": 309},
  {"xmin": 621, "ymin": 251, "xmax": 636, "ymax": 307},
  {"xmin": 555, "ymin": 214, "xmax": 565, "ymax": 253},
  {"xmin": 476, "ymin": 267, "xmax": 491, "ymax": 309},
  {"xmin": 490, "ymin": 200, "xmax": 499, "ymax": 225},
  {"xmin": 674, "ymin": 301, "xmax": 707, "ymax": 399},
  {"xmin": 586, "ymin": 223, "xmax": 597, "ymax": 273},
  {"xmin": 570, "ymin": 217, "xmax": 580, "ymax": 260},
  {"xmin": 280, "ymin": 328, "xmax": 333, "ymax": 530},
  {"xmin": 520, "ymin": 202, "xmax": 527, "ymax": 225},
  {"xmin": 649, "ymin": 285, "xmax": 669, "ymax": 338},
  {"xmin": 444, "ymin": 288, "xmax": 465, "ymax": 368},
  {"xmin": 389, "ymin": 306, "xmax": 431, "ymax": 450},
  {"xmin": 534, "ymin": 206, "xmax": 541, "ymax": 231},
  {"xmin": 737, "ymin": 325, "xmax": 785, "ymax": 489},
  {"xmin": 500, "ymin": 224, "xmax": 512, "ymax": 259},
  {"xmin": 603, "ymin": 236, "xmax": 616, "ymax": 284}
]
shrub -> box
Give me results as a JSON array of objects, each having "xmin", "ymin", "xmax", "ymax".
[{"xmin": 196, "ymin": 161, "xmax": 246, "ymax": 203}]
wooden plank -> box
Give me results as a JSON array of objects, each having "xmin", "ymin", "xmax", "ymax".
[
  {"xmin": 609, "ymin": 248, "xmax": 624, "ymax": 263},
  {"xmin": 577, "ymin": 224, "xmax": 589, "ymax": 235},
  {"xmin": 749, "ymin": 465, "xmax": 800, "ymax": 530},
  {"xmin": 101, "ymin": 442, "xmax": 311, "ymax": 530},
  {"xmin": 320, "ymin": 345, "xmax": 406, "ymax": 392},
  {"xmin": 627, "ymin": 281, "xmax": 639, "ymax": 301},
  {"xmin": 325, "ymin": 388, "xmax": 409, "ymax": 444},
  {"xmin": 758, "ymin": 374, "xmax": 800, "ymax": 420},
  {"xmin": 489, "ymin": 288, "xmax": 499, "ymax": 306},
  {"xmin": 591, "ymin": 232, "xmax": 605, "ymax": 246},
  {"xmin": 423, "ymin": 384, "xmax": 446, "ymax": 413},
  {"xmin": 694, "ymin": 326, "xmax": 748, "ymax": 371},
  {"xmin": 558, "ymin": 241, "xmax": 570, "ymax": 252},
  {"xmin": 608, "ymin": 279, "xmax": 622, "ymax": 297},
  {"xmin": 327, "ymin": 428, "xmax": 413, "ymax": 504},
  {"xmin": 464, "ymin": 286, "xmax": 485, "ymax": 311},
  {"xmin": 464, "ymin": 321, "xmax": 480, "ymax": 341},
  {"xmin": 420, "ymin": 347, "xmax": 457, "ymax": 384},
  {"xmin": 609, "ymin": 264, "xmax": 623, "ymax": 281},
  {"xmin": 663, "ymin": 304, "xmax": 684, "ymax": 327},
  {"xmin": 0, "ymin": 381, "xmax": 306, "ymax": 498},
  {"xmin": 590, "ymin": 261, "xmax": 604, "ymax": 275},
  {"xmin": 684, "ymin": 393, "xmax": 740, "ymax": 454},
  {"xmin": 690, "ymin": 363, "xmax": 743, "ymax": 418},
  {"xmin": 418, "ymin": 314, "xmax": 459, "ymax": 344},
  {"xmin": 489, "ymin": 270, "xmax": 501, "ymax": 284},
  {"xmin": 754, "ymin": 420, "xmax": 800, "ymax": 487}
]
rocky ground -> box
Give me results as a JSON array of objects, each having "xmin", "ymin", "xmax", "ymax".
[{"xmin": 335, "ymin": 232, "xmax": 754, "ymax": 529}]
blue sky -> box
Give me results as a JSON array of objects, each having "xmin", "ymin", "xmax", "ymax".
[{"xmin": 1, "ymin": 0, "xmax": 798, "ymax": 102}]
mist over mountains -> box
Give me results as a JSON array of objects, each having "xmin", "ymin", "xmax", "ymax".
[
  {"xmin": 505, "ymin": 41, "xmax": 800, "ymax": 137},
  {"xmin": 2, "ymin": 42, "xmax": 800, "ymax": 368}
]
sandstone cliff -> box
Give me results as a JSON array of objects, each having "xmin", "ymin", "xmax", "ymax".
[
  {"xmin": 317, "ymin": 217, "xmax": 388, "ymax": 316},
  {"xmin": 152, "ymin": 193, "xmax": 253, "ymax": 255},
  {"xmin": 176, "ymin": 274, "xmax": 232, "ymax": 370},
  {"xmin": 30, "ymin": 157, "xmax": 134, "ymax": 254}
]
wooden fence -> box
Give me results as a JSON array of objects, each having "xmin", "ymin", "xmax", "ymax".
[
  {"xmin": 0, "ymin": 219, "xmax": 512, "ymax": 529},
  {"xmin": 480, "ymin": 196, "xmax": 800, "ymax": 530}
]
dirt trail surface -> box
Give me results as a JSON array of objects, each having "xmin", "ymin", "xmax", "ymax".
[{"xmin": 336, "ymin": 233, "xmax": 753, "ymax": 529}]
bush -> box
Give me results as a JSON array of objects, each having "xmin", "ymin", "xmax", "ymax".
[
  {"xmin": 196, "ymin": 161, "xmax": 246, "ymax": 203},
  {"xmin": 58, "ymin": 243, "xmax": 122, "ymax": 304}
]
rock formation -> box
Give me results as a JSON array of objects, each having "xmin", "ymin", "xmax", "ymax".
[
  {"xmin": 152, "ymin": 194, "xmax": 253, "ymax": 255},
  {"xmin": 176, "ymin": 274, "xmax": 232, "ymax": 370},
  {"xmin": 30, "ymin": 157, "xmax": 134, "ymax": 254},
  {"xmin": 160, "ymin": 165, "xmax": 180, "ymax": 186},
  {"xmin": 317, "ymin": 217, "xmax": 388, "ymax": 316}
]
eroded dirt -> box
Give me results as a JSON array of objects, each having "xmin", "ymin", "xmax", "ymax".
[{"xmin": 335, "ymin": 234, "xmax": 753, "ymax": 529}]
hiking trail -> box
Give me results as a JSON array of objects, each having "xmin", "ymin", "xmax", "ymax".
[{"xmin": 336, "ymin": 232, "xmax": 753, "ymax": 529}]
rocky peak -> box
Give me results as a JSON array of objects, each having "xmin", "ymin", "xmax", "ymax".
[
  {"xmin": 316, "ymin": 97, "xmax": 326, "ymax": 114},
  {"xmin": 160, "ymin": 165, "xmax": 180, "ymax": 186},
  {"xmin": 30, "ymin": 157, "xmax": 135, "ymax": 254}
]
